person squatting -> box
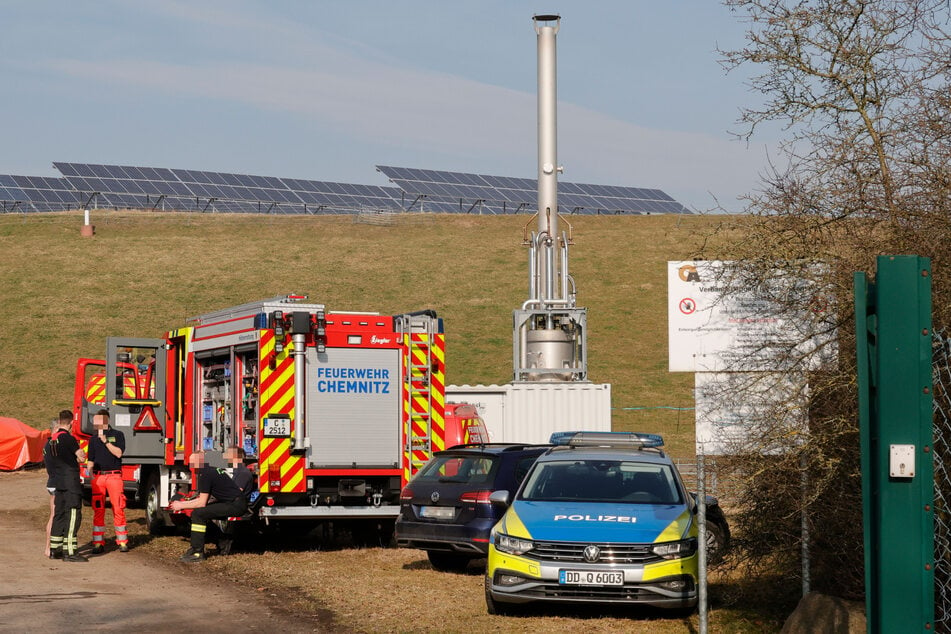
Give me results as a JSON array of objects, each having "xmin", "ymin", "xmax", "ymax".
[{"xmin": 169, "ymin": 451, "xmax": 248, "ymax": 563}]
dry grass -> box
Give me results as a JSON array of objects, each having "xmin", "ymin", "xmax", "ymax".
[
  {"xmin": 118, "ymin": 506, "xmax": 786, "ymax": 633},
  {"xmin": 0, "ymin": 210, "xmax": 734, "ymax": 456}
]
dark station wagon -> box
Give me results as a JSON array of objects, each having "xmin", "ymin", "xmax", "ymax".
[{"xmin": 395, "ymin": 443, "xmax": 550, "ymax": 571}]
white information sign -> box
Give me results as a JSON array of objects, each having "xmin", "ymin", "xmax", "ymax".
[
  {"xmin": 668, "ymin": 261, "xmax": 835, "ymax": 372},
  {"xmin": 695, "ymin": 372, "xmax": 808, "ymax": 455}
]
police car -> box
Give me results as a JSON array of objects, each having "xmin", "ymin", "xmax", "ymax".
[{"xmin": 485, "ymin": 431, "xmax": 699, "ymax": 614}]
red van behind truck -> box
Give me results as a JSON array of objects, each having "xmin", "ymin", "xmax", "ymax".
[{"xmin": 443, "ymin": 403, "xmax": 489, "ymax": 447}]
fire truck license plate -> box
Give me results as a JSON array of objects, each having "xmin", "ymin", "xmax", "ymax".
[
  {"xmin": 263, "ymin": 417, "xmax": 290, "ymax": 437},
  {"xmin": 559, "ymin": 570, "xmax": 624, "ymax": 586}
]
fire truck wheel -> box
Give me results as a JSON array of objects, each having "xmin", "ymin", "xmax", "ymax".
[
  {"xmin": 144, "ymin": 471, "xmax": 166, "ymax": 535},
  {"xmin": 351, "ymin": 520, "xmax": 395, "ymax": 548},
  {"xmin": 378, "ymin": 519, "xmax": 395, "ymax": 547}
]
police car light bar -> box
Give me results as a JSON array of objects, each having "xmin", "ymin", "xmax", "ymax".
[{"xmin": 549, "ymin": 431, "xmax": 665, "ymax": 449}]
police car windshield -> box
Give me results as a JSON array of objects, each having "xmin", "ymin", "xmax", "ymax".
[{"xmin": 519, "ymin": 459, "xmax": 683, "ymax": 505}]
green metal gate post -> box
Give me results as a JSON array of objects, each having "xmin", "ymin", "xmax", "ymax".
[{"xmin": 855, "ymin": 255, "xmax": 934, "ymax": 633}]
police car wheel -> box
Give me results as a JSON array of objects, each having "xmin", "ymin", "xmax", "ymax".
[
  {"xmin": 484, "ymin": 575, "xmax": 520, "ymax": 616},
  {"xmin": 705, "ymin": 521, "xmax": 728, "ymax": 563}
]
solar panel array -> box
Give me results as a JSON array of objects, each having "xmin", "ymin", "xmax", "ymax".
[
  {"xmin": 0, "ymin": 175, "xmax": 87, "ymax": 211},
  {"xmin": 0, "ymin": 162, "xmax": 691, "ymax": 215},
  {"xmin": 376, "ymin": 165, "xmax": 689, "ymax": 215},
  {"xmin": 53, "ymin": 162, "xmax": 404, "ymax": 214}
]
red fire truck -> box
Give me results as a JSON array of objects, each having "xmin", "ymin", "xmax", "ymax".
[{"xmin": 72, "ymin": 294, "xmax": 448, "ymax": 543}]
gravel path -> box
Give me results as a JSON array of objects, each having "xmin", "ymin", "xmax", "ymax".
[{"xmin": 0, "ymin": 468, "xmax": 322, "ymax": 633}]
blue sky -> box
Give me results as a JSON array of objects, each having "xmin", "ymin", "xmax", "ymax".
[{"xmin": 1, "ymin": 1, "xmax": 777, "ymax": 213}]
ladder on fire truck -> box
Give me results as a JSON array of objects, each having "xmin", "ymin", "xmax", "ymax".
[
  {"xmin": 187, "ymin": 294, "xmax": 311, "ymax": 324},
  {"xmin": 396, "ymin": 312, "xmax": 438, "ymax": 476}
]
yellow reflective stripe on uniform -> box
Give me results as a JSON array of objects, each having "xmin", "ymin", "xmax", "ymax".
[
  {"xmin": 67, "ymin": 509, "xmax": 79, "ymax": 554},
  {"xmin": 192, "ymin": 523, "xmax": 206, "ymax": 533}
]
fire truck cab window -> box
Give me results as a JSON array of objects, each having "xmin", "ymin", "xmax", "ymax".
[
  {"xmin": 82, "ymin": 363, "xmax": 108, "ymax": 435},
  {"xmin": 114, "ymin": 347, "xmax": 156, "ymax": 401}
]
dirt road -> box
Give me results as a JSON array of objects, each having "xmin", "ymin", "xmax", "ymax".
[{"xmin": 0, "ymin": 468, "xmax": 322, "ymax": 633}]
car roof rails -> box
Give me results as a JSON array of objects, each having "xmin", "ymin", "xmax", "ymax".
[{"xmin": 444, "ymin": 442, "xmax": 552, "ymax": 452}]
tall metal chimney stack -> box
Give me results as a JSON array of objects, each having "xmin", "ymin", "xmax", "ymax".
[
  {"xmin": 535, "ymin": 13, "xmax": 560, "ymax": 277},
  {"xmin": 513, "ymin": 14, "xmax": 588, "ymax": 382}
]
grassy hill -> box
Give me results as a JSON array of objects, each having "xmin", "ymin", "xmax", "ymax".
[{"xmin": 0, "ymin": 210, "xmax": 729, "ymax": 457}]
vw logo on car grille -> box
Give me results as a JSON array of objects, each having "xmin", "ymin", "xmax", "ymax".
[
  {"xmin": 583, "ymin": 545, "xmax": 601, "ymax": 563},
  {"xmin": 430, "ymin": 491, "xmax": 440, "ymax": 503}
]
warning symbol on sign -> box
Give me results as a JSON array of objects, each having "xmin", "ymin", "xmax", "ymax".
[{"xmin": 679, "ymin": 298, "xmax": 696, "ymax": 315}]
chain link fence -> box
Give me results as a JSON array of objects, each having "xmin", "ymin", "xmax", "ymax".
[{"xmin": 933, "ymin": 334, "xmax": 951, "ymax": 632}]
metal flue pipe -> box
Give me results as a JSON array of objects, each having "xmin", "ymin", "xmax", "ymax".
[
  {"xmin": 292, "ymin": 333, "xmax": 307, "ymax": 452},
  {"xmin": 533, "ymin": 14, "xmax": 561, "ymax": 303}
]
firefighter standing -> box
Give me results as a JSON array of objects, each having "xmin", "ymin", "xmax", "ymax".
[
  {"xmin": 87, "ymin": 408, "xmax": 129, "ymax": 553},
  {"xmin": 44, "ymin": 410, "xmax": 87, "ymax": 562},
  {"xmin": 43, "ymin": 415, "xmax": 62, "ymax": 558},
  {"xmin": 169, "ymin": 451, "xmax": 248, "ymax": 563}
]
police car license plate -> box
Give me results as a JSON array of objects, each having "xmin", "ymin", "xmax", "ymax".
[
  {"xmin": 420, "ymin": 506, "xmax": 455, "ymax": 519},
  {"xmin": 559, "ymin": 570, "xmax": 624, "ymax": 586}
]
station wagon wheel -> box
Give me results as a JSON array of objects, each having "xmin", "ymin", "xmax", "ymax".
[{"xmin": 427, "ymin": 551, "xmax": 470, "ymax": 571}]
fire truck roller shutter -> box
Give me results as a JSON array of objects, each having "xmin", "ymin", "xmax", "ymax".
[{"xmin": 305, "ymin": 347, "xmax": 401, "ymax": 468}]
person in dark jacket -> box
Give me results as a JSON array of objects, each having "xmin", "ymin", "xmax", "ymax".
[
  {"xmin": 44, "ymin": 410, "xmax": 87, "ymax": 562},
  {"xmin": 226, "ymin": 446, "xmax": 256, "ymax": 499},
  {"xmin": 216, "ymin": 446, "xmax": 257, "ymax": 556},
  {"xmin": 169, "ymin": 451, "xmax": 248, "ymax": 562},
  {"xmin": 43, "ymin": 415, "xmax": 61, "ymax": 558},
  {"xmin": 87, "ymin": 408, "xmax": 128, "ymax": 553}
]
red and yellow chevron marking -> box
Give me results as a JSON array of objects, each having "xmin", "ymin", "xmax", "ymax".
[
  {"xmin": 85, "ymin": 375, "xmax": 106, "ymax": 406},
  {"xmin": 402, "ymin": 332, "xmax": 446, "ymax": 484},
  {"xmin": 77, "ymin": 435, "xmax": 92, "ymax": 480},
  {"xmin": 258, "ymin": 330, "xmax": 304, "ymax": 493},
  {"xmin": 86, "ymin": 374, "xmax": 137, "ymax": 404},
  {"xmin": 258, "ymin": 436, "xmax": 305, "ymax": 493}
]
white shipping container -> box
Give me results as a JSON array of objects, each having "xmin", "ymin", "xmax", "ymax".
[{"xmin": 447, "ymin": 383, "xmax": 611, "ymax": 445}]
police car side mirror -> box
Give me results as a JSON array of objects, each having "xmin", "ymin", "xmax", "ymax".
[
  {"xmin": 690, "ymin": 491, "xmax": 719, "ymax": 507},
  {"xmin": 488, "ymin": 490, "xmax": 511, "ymax": 507}
]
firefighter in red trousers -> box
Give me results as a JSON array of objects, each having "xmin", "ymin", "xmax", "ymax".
[{"xmin": 87, "ymin": 408, "xmax": 129, "ymax": 553}]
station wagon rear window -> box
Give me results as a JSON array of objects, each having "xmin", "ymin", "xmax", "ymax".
[{"xmin": 414, "ymin": 454, "xmax": 499, "ymax": 484}]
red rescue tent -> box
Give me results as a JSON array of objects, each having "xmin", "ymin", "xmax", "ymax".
[{"xmin": 0, "ymin": 417, "xmax": 50, "ymax": 471}]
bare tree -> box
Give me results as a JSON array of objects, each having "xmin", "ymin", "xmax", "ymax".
[{"xmin": 705, "ymin": 0, "xmax": 951, "ymax": 602}]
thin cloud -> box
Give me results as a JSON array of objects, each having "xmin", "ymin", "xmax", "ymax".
[{"xmin": 44, "ymin": 52, "xmax": 761, "ymax": 210}]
